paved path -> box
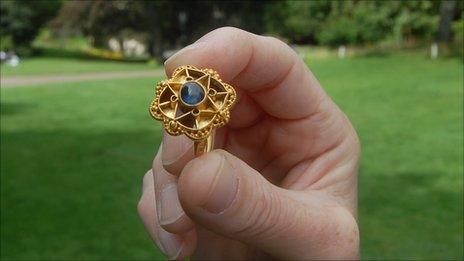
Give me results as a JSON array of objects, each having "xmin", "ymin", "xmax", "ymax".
[{"xmin": 1, "ymin": 69, "xmax": 165, "ymax": 87}]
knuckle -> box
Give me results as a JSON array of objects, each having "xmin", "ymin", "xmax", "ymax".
[
  {"xmin": 263, "ymin": 35, "xmax": 283, "ymax": 45},
  {"xmin": 333, "ymin": 208, "xmax": 359, "ymax": 256},
  {"xmin": 352, "ymin": 131, "xmax": 361, "ymax": 156},
  {"xmin": 262, "ymin": 35, "xmax": 295, "ymax": 53},
  {"xmin": 207, "ymin": 27, "xmax": 254, "ymax": 50},
  {"xmin": 137, "ymin": 195, "xmax": 147, "ymax": 218},
  {"xmin": 343, "ymin": 114, "xmax": 361, "ymax": 155},
  {"xmin": 317, "ymin": 206, "xmax": 359, "ymax": 258},
  {"xmin": 142, "ymin": 170, "xmax": 153, "ymax": 186},
  {"xmin": 138, "ymin": 170, "xmax": 154, "ymax": 218},
  {"xmin": 212, "ymin": 26, "xmax": 248, "ymax": 37}
]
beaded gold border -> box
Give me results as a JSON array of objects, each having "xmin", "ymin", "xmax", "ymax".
[{"xmin": 149, "ymin": 65, "xmax": 236, "ymax": 140}]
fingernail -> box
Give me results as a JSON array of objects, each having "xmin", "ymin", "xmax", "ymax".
[
  {"xmin": 202, "ymin": 153, "xmax": 239, "ymax": 213},
  {"xmin": 158, "ymin": 183, "xmax": 184, "ymax": 226},
  {"xmin": 165, "ymin": 42, "xmax": 206, "ymax": 67},
  {"xmin": 162, "ymin": 132, "xmax": 191, "ymax": 165},
  {"xmin": 158, "ymin": 229, "xmax": 184, "ymax": 259}
]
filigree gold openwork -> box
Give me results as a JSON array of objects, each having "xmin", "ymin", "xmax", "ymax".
[{"xmin": 149, "ymin": 65, "xmax": 236, "ymax": 141}]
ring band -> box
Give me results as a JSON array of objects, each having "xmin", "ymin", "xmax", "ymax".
[
  {"xmin": 194, "ymin": 131, "xmax": 214, "ymax": 156},
  {"xmin": 149, "ymin": 65, "xmax": 236, "ymax": 156}
]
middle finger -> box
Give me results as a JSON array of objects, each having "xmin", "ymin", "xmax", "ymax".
[{"xmin": 153, "ymin": 144, "xmax": 195, "ymax": 234}]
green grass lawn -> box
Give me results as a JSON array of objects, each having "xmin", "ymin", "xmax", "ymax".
[
  {"xmin": 1, "ymin": 52, "xmax": 463, "ymax": 260},
  {"xmin": 1, "ymin": 56, "xmax": 155, "ymax": 76}
]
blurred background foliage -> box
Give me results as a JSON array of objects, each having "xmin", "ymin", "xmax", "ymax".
[
  {"xmin": 0, "ymin": 0, "xmax": 61, "ymax": 55},
  {"xmin": 1, "ymin": 0, "xmax": 463, "ymax": 58}
]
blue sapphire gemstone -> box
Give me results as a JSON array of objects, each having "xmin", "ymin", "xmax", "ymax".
[{"xmin": 180, "ymin": 82, "xmax": 205, "ymax": 105}]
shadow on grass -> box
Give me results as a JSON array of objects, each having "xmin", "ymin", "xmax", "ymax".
[
  {"xmin": 0, "ymin": 102, "xmax": 35, "ymax": 116},
  {"xmin": 359, "ymin": 170, "xmax": 463, "ymax": 259},
  {"xmin": 1, "ymin": 129, "xmax": 162, "ymax": 260},
  {"xmin": 1, "ymin": 128, "xmax": 462, "ymax": 259}
]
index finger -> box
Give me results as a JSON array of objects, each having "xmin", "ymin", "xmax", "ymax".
[{"xmin": 165, "ymin": 27, "xmax": 329, "ymax": 124}]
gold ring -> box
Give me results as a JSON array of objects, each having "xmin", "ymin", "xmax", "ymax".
[{"xmin": 149, "ymin": 65, "xmax": 236, "ymax": 156}]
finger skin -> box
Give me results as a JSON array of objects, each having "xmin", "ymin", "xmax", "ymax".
[
  {"xmin": 162, "ymin": 26, "xmax": 358, "ymax": 193},
  {"xmin": 161, "ymin": 127, "xmax": 228, "ymax": 177},
  {"xmin": 137, "ymin": 170, "xmax": 163, "ymax": 247},
  {"xmin": 153, "ymin": 146, "xmax": 195, "ymax": 234},
  {"xmin": 161, "ymin": 131, "xmax": 194, "ymax": 176},
  {"xmin": 165, "ymin": 26, "xmax": 330, "ymax": 122},
  {"xmin": 177, "ymin": 150, "xmax": 359, "ymax": 260},
  {"xmin": 155, "ymin": 26, "xmax": 360, "ymax": 260},
  {"xmin": 137, "ymin": 170, "xmax": 197, "ymax": 259},
  {"xmin": 164, "ymin": 27, "xmax": 358, "ymax": 196}
]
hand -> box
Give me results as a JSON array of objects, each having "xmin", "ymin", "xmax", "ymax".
[{"xmin": 138, "ymin": 27, "xmax": 360, "ymax": 260}]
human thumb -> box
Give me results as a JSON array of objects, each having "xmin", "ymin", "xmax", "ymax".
[{"xmin": 177, "ymin": 150, "xmax": 359, "ymax": 260}]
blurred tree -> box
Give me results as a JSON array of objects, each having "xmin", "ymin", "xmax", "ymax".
[
  {"xmin": 264, "ymin": 1, "xmax": 331, "ymax": 43},
  {"xmin": 47, "ymin": 0, "xmax": 463, "ymax": 56},
  {"xmin": 392, "ymin": 1, "xmax": 441, "ymax": 44},
  {"xmin": 436, "ymin": 0, "xmax": 457, "ymax": 42},
  {"xmin": 50, "ymin": 0, "xmax": 267, "ymax": 58},
  {"xmin": 452, "ymin": 11, "xmax": 463, "ymax": 46},
  {"xmin": 316, "ymin": 1, "xmax": 360, "ymax": 47},
  {"xmin": 50, "ymin": 0, "xmax": 141, "ymax": 49},
  {"xmin": 0, "ymin": 0, "xmax": 62, "ymax": 54},
  {"xmin": 140, "ymin": 0, "xmax": 267, "ymax": 57},
  {"xmin": 317, "ymin": 1, "xmax": 441, "ymax": 47}
]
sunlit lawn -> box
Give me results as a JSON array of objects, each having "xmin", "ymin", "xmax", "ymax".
[
  {"xmin": 1, "ymin": 52, "xmax": 463, "ymax": 260},
  {"xmin": 1, "ymin": 57, "xmax": 154, "ymax": 76}
]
